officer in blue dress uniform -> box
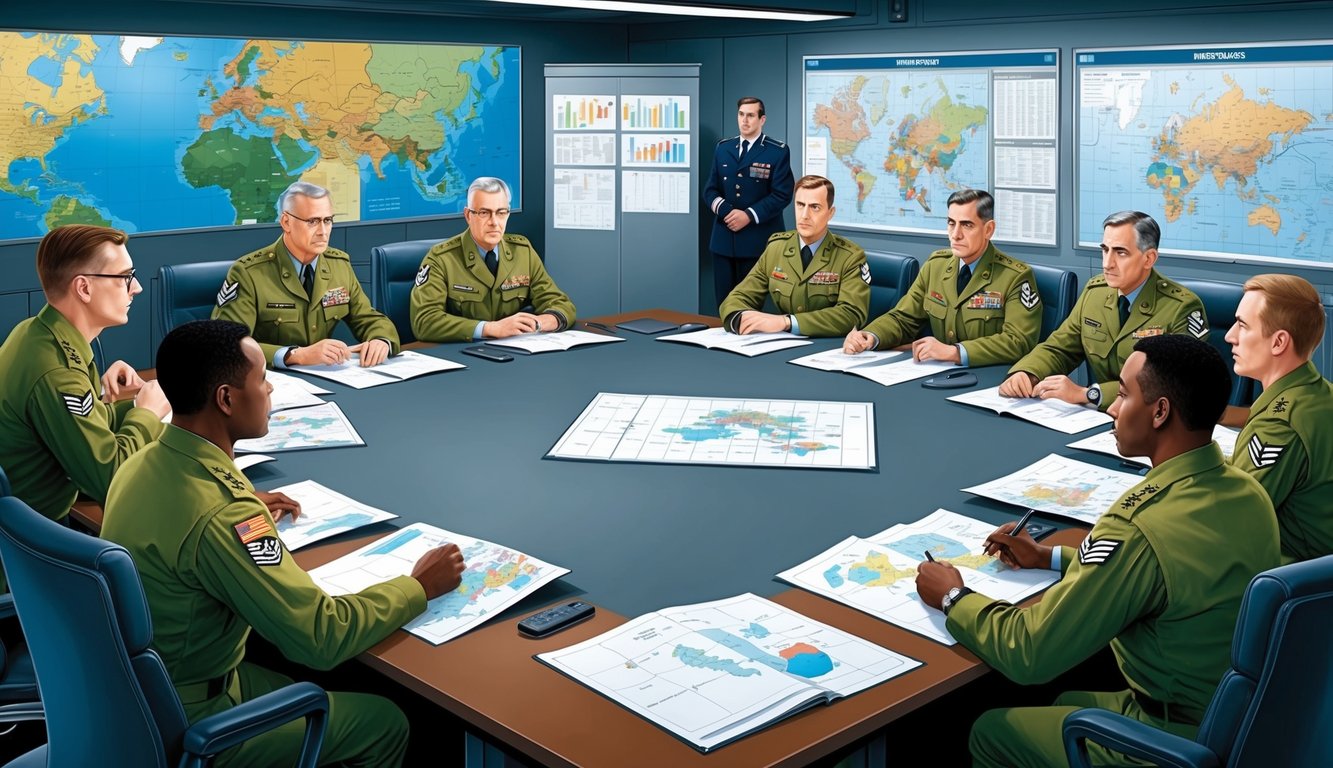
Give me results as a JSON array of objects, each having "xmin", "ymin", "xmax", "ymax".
[{"xmin": 704, "ymin": 96, "xmax": 795, "ymax": 306}]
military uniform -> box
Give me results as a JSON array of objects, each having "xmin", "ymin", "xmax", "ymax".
[
  {"xmin": 102, "ymin": 426, "xmax": 426, "ymax": 767},
  {"xmin": 212, "ymin": 237, "xmax": 401, "ymax": 365},
  {"xmin": 410, "ymin": 230, "xmax": 576, "ymax": 343},
  {"xmin": 863, "ymin": 243, "xmax": 1041, "ymax": 366},
  {"xmin": 719, "ymin": 230, "xmax": 869, "ymax": 338},
  {"xmin": 0, "ymin": 304, "xmax": 163, "ymax": 522},
  {"xmin": 1233, "ymin": 361, "xmax": 1333, "ymax": 564},
  {"xmin": 1009, "ymin": 269, "xmax": 1207, "ymax": 409},
  {"xmin": 946, "ymin": 442, "xmax": 1279, "ymax": 767},
  {"xmin": 703, "ymin": 134, "xmax": 794, "ymax": 303}
]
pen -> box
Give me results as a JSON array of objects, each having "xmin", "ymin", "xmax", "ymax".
[
  {"xmin": 1012, "ymin": 508, "xmax": 1035, "ymax": 537},
  {"xmin": 923, "ymin": 550, "xmax": 936, "ymax": 563}
]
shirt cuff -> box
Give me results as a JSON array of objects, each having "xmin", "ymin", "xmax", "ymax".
[
  {"xmin": 274, "ymin": 347, "xmax": 293, "ymax": 369},
  {"xmin": 711, "ymin": 197, "xmax": 724, "ymax": 214},
  {"xmin": 957, "ymin": 343, "xmax": 970, "ymax": 366},
  {"xmin": 1051, "ymin": 546, "xmax": 1062, "ymax": 571},
  {"xmin": 544, "ymin": 310, "xmax": 568, "ymax": 332},
  {"xmin": 789, "ymin": 315, "xmax": 800, "ymax": 335},
  {"xmin": 473, "ymin": 321, "xmax": 488, "ymax": 340}
]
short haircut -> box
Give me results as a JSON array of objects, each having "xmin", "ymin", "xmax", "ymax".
[
  {"xmin": 946, "ymin": 188, "xmax": 994, "ymax": 222},
  {"xmin": 737, "ymin": 96, "xmax": 765, "ymax": 118},
  {"xmin": 1133, "ymin": 334, "xmax": 1230, "ymax": 431},
  {"xmin": 1102, "ymin": 210, "xmax": 1160, "ymax": 253},
  {"xmin": 794, "ymin": 175, "xmax": 835, "ymax": 207},
  {"xmin": 36, "ymin": 225, "xmax": 128, "ymax": 298},
  {"xmin": 467, "ymin": 177, "xmax": 512, "ymax": 208},
  {"xmin": 276, "ymin": 181, "xmax": 330, "ymax": 216},
  {"xmin": 156, "ymin": 320, "xmax": 254, "ymax": 416},
  {"xmin": 1243, "ymin": 273, "xmax": 1325, "ymax": 360}
]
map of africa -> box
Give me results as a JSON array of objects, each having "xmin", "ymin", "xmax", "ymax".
[{"xmin": 1, "ymin": 31, "xmax": 520, "ymax": 239}]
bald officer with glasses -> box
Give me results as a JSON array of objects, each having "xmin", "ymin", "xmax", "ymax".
[
  {"xmin": 410, "ymin": 177, "xmax": 576, "ymax": 343},
  {"xmin": 213, "ymin": 181, "xmax": 400, "ymax": 368}
]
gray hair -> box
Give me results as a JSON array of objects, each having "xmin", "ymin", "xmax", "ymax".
[
  {"xmin": 276, "ymin": 181, "xmax": 330, "ymax": 216},
  {"xmin": 946, "ymin": 188, "xmax": 994, "ymax": 222},
  {"xmin": 467, "ymin": 177, "xmax": 512, "ymax": 208},
  {"xmin": 1102, "ymin": 210, "xmax": 1160, "ymax": 252}
]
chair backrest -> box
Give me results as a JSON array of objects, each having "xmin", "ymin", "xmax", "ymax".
[
  {"xmin": 1197, "ymin": 554, "xmax": 1333, "ymax": 766},
  {"xmin": 371, "ymin": 239, "xmax": 442, "ymax": 346},
  {"xmin": 157, "ymin": 261, "xmax": 235, "ymax": 339},
  {"xmin": 864, "ymin": 251, "xmax": 920, "ymax": 320},
  {"xmin": 0, "ymin": 463, "xmax": 9, "ymax": 497},
  {"xmin": 1027, "ymin": 263, "xmax": 1078, "ymax": 342},
  {"xmin": 1175, "ymin": 278, "xmax": 1255, "ymax": 406},
  {"xmin": 0, "ymin": 496, "xmax": 190, "ymax": 768}
]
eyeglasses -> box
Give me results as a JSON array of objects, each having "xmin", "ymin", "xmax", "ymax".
[
  {"xmin": 285, "ymin": 212, "xmax": 336, "ymax": 229},
  {"xmin": 466, "ymin": 208, "xmax": 512, "ymax": 220},
  {"xmin": 81, "ymin": 268, "xmax": 137, "ymax": 291}
]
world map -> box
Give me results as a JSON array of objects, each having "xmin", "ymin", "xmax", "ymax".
[
  {"xmin": 1, "ymin": 32, "xmax": 520, "ymax": 239},
  {"xmin": 662, "ymin": 409, "xmax": 835, "ymax": 456}
]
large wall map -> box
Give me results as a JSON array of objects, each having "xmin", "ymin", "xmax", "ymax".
[{"xmin": 1, "ymin": 32, "xmax": 520, "ymax": 239}]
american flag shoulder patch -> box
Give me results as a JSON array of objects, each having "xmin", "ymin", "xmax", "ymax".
[
  {"xmin": 235, "ymin": 514, "xmax": 282, "ymax": 567},
  {"xmin": 1078, "ymin": 535, "xmax": 1123, "ymax": 566},
  {"xmin": 234, "ymin": 514, "xmax": 273, "ymax": 544}
]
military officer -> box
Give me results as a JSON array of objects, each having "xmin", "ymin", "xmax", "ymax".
[
  {"xmin": 1225, "ymin": 273, "xmax": 1333, "ymax": 563},
  {"xmin": 411, "ymin": 176, "xmax": 576, "ymax": 343},
  {"xmin": 1000, "ymin": 211, "xmax": 1207, "ymax": 410},
  {"xmin": 719, "ymin": 175, "xmax": 868, "ymax": 338},
  {"xmin": 843, "ymin": 189, "xmax": 1041, "ymax": 366},
  {"xmin": 704, "ymin": 96, "xmax": 795, "ymax": 306},
  {"xmin": 103, "ymin": 320, "xmax": 466, "ymax": 768},
  {"xmin": 918, "ymin": 334, "xmax": 1279, "ymax": 767},
  {"xmin": 213, "ymin": 181, "xmax": 400, "ymax": 368}
]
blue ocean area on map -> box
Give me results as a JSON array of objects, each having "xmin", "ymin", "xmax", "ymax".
[{"xmin": 889, "ymin": 533, "xmax": 968, "ymax": 561}]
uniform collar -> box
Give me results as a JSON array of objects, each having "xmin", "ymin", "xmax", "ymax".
[
  {"xmin": 1144, "ymin": 440, "xmax": 1225, "ymax": 489},
  {"xmin": 1251, "ymin": 360, "xmax": 1322, "ymax": 414},
  {"xmin": 1112, "ymin": 268, "xmax": 1163, "ymax": 336},
  {"xmin": 159, "ymin": 425, "xmax": 255, "ymax": 498},
  {"xmin": 36, "ymin": 304, "xmax": 94, "ymax": 370},
  {"xmin": 273, "ymin": 237, "xmax": 328, "ymax": 301},
  {"xmin": 461, "ymin": 229, "xmax": 505, "ymax": 286}
]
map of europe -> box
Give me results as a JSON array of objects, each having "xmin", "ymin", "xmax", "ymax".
[{"xmin": 1, "ymin": 32, "xmax": 520, "ymax": 239}]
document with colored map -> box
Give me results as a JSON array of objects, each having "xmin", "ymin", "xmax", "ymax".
[
  {"xmin": 268, "ymin": 480, "xmax": 397, "ymax": 550},
  {"xmin": 547, "ymin": 393, "xmax": 876, "ymax": 470},
  {"xmin": 309, "ymin": 523, "xmax": 570, "ymax": 646},
  {"xmin": 658, "ymin": 327, "xmax": 813, "ymax": 356},
  {"xmin": 234, "ymin": 402, "xmax": 365, "ymax": 454},
  {"xmin": 266, "ymin": 371, "xmax": 327, "ymax": 412},
  {"xmin": 1068, "ymin": 425, "xmax": 1239, "ymax": 467},
  {"xmin": 948, "ymin": 385, "xmax": 1113, "ymax": 434},
  {"xmin": 777, "ymin": 509, "xmax": 1060, "ymax": 645},
  {"xmin": 537, "ymin": 593, "xmax": 920, "ymax": 753},
  {"xmin": 294, "ymin": 350, "xmax": 465, "ymax": 389},
  {"xmin": 788, "ymin": 348, "xmax": 959, "ymax": 387},
  {"xmin": 483, "ymin": 328, "xmax": 624, "ymax": 354},
  {"xmin": 962, "ymin": 454, "xmax": 1143, "ymax": 525}
]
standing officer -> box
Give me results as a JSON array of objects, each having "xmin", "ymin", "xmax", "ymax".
[
  {"xmin": 704, "ymin": 96, "xmax": 795, "ymax": 306},
  {"xmin": 213, "ymin": 181, "xmax": 400, "ymax": 368},
  {"xmin": 411, "ymin": 177, "xmax": 576, "ymax": 343},
  {"xmin": 718, "ymin": 175, "xmax": 868, "ymax": 337},
  {"xmin": 1000, "ymin": 211, "xmax": 1207, "ymax": 410},
  {"xmin": 918, "ymin": 334, "xmax": 1278, "ymax": 767},
  {"xmin": 1225, "ymin": 273, "xmax": 1333, "ymax": 563},
  {"xmin": 843, "ymin": 189, "xmax": 1041, "ymax": 366},
  {"xmin": 103, "ymin": 320, "xmax": 466, "ymax": 768}
]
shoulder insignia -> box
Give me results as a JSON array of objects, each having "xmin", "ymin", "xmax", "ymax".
[
  {"xmin": 503, "ymin": 233, "xmax": 532, "ymax": 246},
  {"xmin": 1118, "ymin": 482, "xmax": 1161, "ymax": 511},
  {"xmin": 860, "ymin": 263, "xmax": 872, "ymax": 285},
  {"xmin": 1187, "ymin": 309, "xmax": 1207, "ymax": 339},
  {"xmin": 1247, "ymin": 434, "xmax": 1286, "ymax": 469},
  {"xmin": 717, "ymin": 135, "xmax": 739, "ymax": 146},
  {"xmin": 768, "ymin": 231, "xmax": 795, "ymax": 243},
  {"xmin": 1087, "ymin": 275, "xmax": 1108, "ymax": 288},
  {"xmin": 764, "ymin": 137, "xmax": 787, "ymax": 149},
  {"xmin": 1271, "ymin": 396, "xmax": 1289, "ymax": 414},
  {"xmin": 429, "ymin": 235, "xmax": 463, "ymax": 255},
  {"xmin": 61, "ymin": 390, "xmax": 95, "ymax": 417},
  {"xmin": 217, "ymin": 279, "xmax": 238, "ymax": 307},
  {"xmin": 926, "ymin": 248, "xmax": 953, "ymax": 262},
  {"xmin": 321, "ymin": 247, "xmax": 351, "ymax": 262},
  {"xmin": 209, "ymin": 464, "xmax": 250, "ymax": 494},
  {"xmin": 1157, "ymin": 279, "xmax": 1187, "ymax": 298},
  {"xmin": 58, "ymin": 338, "xmax": 84, "ymax": 367},
  {"xmin": 414, "ymin": 264, "xmax": 430, "ymax": 287},
  {"xmin": 1019, "ymin": 280, "xmax": 1040, "ymax": 310},
  {"xmin": 1078, "ymin": 535, "xmax": 1123, "ymax": 566},
  {"xmin": 233, "ymin": 513, "xmax": 283, "ymax": 567}
]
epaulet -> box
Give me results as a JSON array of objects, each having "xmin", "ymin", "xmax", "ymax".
[
  {"xmin": 1255, "ymin": 393, "xmax": 1295, "ymax": 424},
  {"xmin": 1152, "ymin": 274, "xmax": 1191, "ymax": 301},
  {"xmin": 236, "ymin": 249, "xmax": 271, "ymax": 267},
  {"xmin": 1086, "ymin": 274, "xmax": 1108, "ymax": 289},
  {"xmin": 991, "ymin": 251, "xmax": 1024, "ymax": 270},
  {"xmin": 717, "ymin": 135, "xmax": 739, "ymax": 146},
  {"xmin": 428, "ymin": 234, "xmax": 463, "ymax": 254},
  {"xmin": 925, "ymin": 248, "xmax": 953, "ymax": 262},
  {"xmin": 204, "ymin": 462, "xmax": 254, "ymax": 499},
  {"xmin": 762, "ymin": 136, "xmax": 787, "ymax": 149},
  {"xmin": 768, "ymin": 230, "xmax": 796, "ymax": 243},
  {"xmin": 321, "ymin": 247, "xmax": 351, "ymax": 261},
  {"xmin": 827, "ymin": 232, "xmax": 855, "ymax": 249},
  {"xmin": 1111, "ymin": 477, "xmax": 1165, "ymax": 520},
  {"xmin": 503, "ymin": 233, "xmax": 532, "ymax": 247}
]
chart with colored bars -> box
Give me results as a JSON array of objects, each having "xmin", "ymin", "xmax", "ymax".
[
  {"xmin": 622, "ymin": 134, "xmax": 689, "ymax": 167},
  {"xmin": 622, "ymin": 95, "xmax": 689, "ymax": 130},
  {"xmin": 554, "ymin": 94, "xmax": 616, "ymax": 130}
]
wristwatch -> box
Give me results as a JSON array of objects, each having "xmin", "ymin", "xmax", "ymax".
[
  {"xmin": 940, "ymin": 586, "xmax": 974, "ymax": 616},
  {"xmin": 1085, "ymin": 383, "xmax": 1102, "ymax": 407}
]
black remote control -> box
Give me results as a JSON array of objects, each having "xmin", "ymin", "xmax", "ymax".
[
  {"xmin": 518, "ymin": 601, "xmax": 595, "ymax": 638},
  {"xmin": 461, "ymin": 345, "xmax": 513, "ymax": 363}
]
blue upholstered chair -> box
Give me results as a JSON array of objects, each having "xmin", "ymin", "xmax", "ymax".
[
  {"xmin": 1027, "ymin": 263, "xmax": 1078, "ymax": 342},
  {"xmin": 1063, "ymin": 554, "xmax": 1333, "ymax": 768},
  {"xmin": 1177, "ymin": 278, "xmax": 1256, "ymax": 406},
  {"xmin": 370, "ymin": 238, "xmax": 441, "ymax": 345},
  {"xmin": 0, "ymin": 495, "xmax": 328, "ymax": 768},
  {"xmin": 157, "ymin": 261, "xmax": 234, "ymax": 339},
  {"xmin": 0, "ymin": 466, "xmax": 40, "ymax": 716},
  {"xmin": 863, "ymin": 251, "xmax": 920, "ymax": 320}
]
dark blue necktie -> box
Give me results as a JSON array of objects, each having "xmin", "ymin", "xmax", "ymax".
[
  {"xmin": 485, "ymin": 250, "xmax": 498, "ymax": 277},
  {"xmin": 301, "ymin": 264, "xmax": 314, "ymax": 298},
  {"xmin": 800, "ymin": 245, "xmax": 813, "ymax": 270},
  {"xmin": 739, "ymin": 139, "xmax": 750, "ymax": 161},
  {"xmin": 955, "ymin": 263, "xmax": 972, "ymax": 296},
  {"xmin": 1118, "ymin": 295, "xmax": 1131, "ymax": 327}
]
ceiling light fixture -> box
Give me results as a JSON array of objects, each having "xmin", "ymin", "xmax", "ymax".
[{"xmin": 485, "ymin": 0, "xmax": 850, "ymax": 22}]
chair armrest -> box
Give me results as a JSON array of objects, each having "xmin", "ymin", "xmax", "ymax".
[
  {"xmin": 0, "ymin": 594, "xmax": 15, "ymax": 621},
  {"xmin": 0, "ymin": 701, "xmax": 43, "ymax": 724},
  {"xmin": 180, "ymin": 682, "xmax": 327, "ymax": 768},
  {"xmin": 1063, "ymin": 709, "xmax": 1219, "ymax": 768}
]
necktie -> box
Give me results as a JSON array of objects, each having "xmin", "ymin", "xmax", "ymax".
[
  {"xmin": 301, "ymin": 263, "xmax": 314, "ymax": 298},
  {"xmin": 485, "ymin": 249, "xmax": 498, "ymax": 277},
  {"xmin": 740, "ymin": 139, "xmax": 750, "ymax": 161},
  {"xmin": 1118, "ymin": 295, "xmax": 1131, "ymax": 327},
  {"xmin": 800, "ymin": 245, "xmax": 813, "ymax": 270},
  {"xmin": 955, "ymin": 263, "xmax": 972, "ymax": 296}
]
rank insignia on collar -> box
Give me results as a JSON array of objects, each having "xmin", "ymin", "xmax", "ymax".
[
  {"xmin": 414, "ymin": 264, "xmax": 430, "ymax": 287},
  {"xmin": 235, "ymin": 514, "xmax": 283, "ymax": 567},
  {"xmin": 217, "ymin": 280, "xmax": 238, "ymax": 307},
  {"xmin": 1078, "ymin": 535, "xmax": 1122, "ymax": 566},
  {"xmin": 61, "ymin": 390, "xmax": 94, "ymax": 417},
  {"xmin": 810, "ymin": 271, "xmax": 841, "ymax": 285},
  {"xmin": 860, "ymin": 263, "xmax": 872, "ymax": 285},
  {"xmin": 1019, "ymin": 280, "xmax": 1040, "ymax": 310},
  {"xmin": 321, "ymin": 287, "xmax": 350, "ymax": 307},
  {"xmin": 1188, "ymin": 310, "xmax": 1207, "ymax": 339},
  {"xmin": 1247, "ymin": 434, "xmax": 1286, "ymax": 469},
  {"xmin": 58, "ymin": 339, "xmax": 83, "ymax": 366}
]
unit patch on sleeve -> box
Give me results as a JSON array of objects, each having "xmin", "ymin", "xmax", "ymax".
[
  {"xmin": 1247, "ymin": 434, "xmax": 1286, "ymax": 469},
  {"xmin": 1077, "ymin": 536, "xmax": 1123, "ymax": 566},
  {"xmin": 414, "ymin": 264, "xmax": 430, "ymax": 287},
  {"xmin": 861, "ymin": 263, "xmax": 872, "ymax": 285},
  {"xmin": 216, "ymin": 280, "xmax": 238, "ymax": 307},
  {"xmin": 234, "ymin": 514, "xmax": 283, "ymax": 567},
  {"xmin": 1187, "ymin": 310, "xmax": 1207, "ymax": 339},
  {"xmin": 61, "ymin": 390, "xmax": 95, "ymax": 417},
  {"xmin": 1019, "ymin": 280, "xmax": 1040, "ymax": 310}
]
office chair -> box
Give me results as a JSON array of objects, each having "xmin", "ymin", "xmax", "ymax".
[
  {"xmin": 157, "ymin": 261, "xmax": 235, "ymax": 339},
  {"xmin": 0, "ymin": 495, "xmax": 328, "ymax": 767},
  {"xmin": 1027, "ymin": 263, "xmax": 1078, "ymax": 342},
  {"xmin": 1063, "ymin": 554, "xmax": 1333, "ymax": 768},
  {"xmin": 1177, "ymin": 278, "xmax": 1257, "ymax": 406},
  {"xmin": 0, "ymin": 464, "xmax": 40, "ymax": 717},
  {"xmin": 863, "ymin": 251, "xmax": 920, "ymax": 320},
  {"xmin": 371, "ymin": 238, "xmax": 443, "ymax": 345}
]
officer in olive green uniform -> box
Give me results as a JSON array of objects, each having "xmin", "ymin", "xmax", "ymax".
[
  {"xmin": 862, "ymin": 243, "xmax": 1041, "ymax": 366},
  {"xmin": 1233, "ymin": 361, "xmax": 1333, "ymax": 563},
  {"xmin": 1009, "ymin": 269, "xmax": 1207, "ymax": 409},
  {"xmin": 410, "ymin": 230, "xmax": 576, "ymax": 343},
  {"xmin": 212, "ymin": 237, "xmax": 401, "ymax": 366},
  {"xmin": 719, "ymin": 230, "xmax": 869, "ymax": 338},
  {"xmin": 103, "ymin": 424, "xmax": 425, "ymax": 767}
]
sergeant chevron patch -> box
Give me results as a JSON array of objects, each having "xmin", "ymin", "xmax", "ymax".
[
  {"xmin": 1187, "ymin": 310, "xmax": 1206, "ymax": 339},
  {"xmin": 1019, "ymin": 280, "xmax": 1040, "ymax": 310},
  {"xmin": 1247, "ymin": 434, "xmax": 1286, "ymax": 469},
  {"xmin": 415, "ymin": 264, "xmax": 431, "ymax": 287},
  {"xmin": 860, "ymin": 263, "xmax": 872, "ymax": 285},
  {"xmin": 246, "ymin": 537, "xmax": 284, "ymax": 567},
  {"xmin": 217, "ymin": 280, "xmax": 238, "ymax": 307},
  {"xmin": 61, "ymin": 390, "xmax": 95, "ymax": 417},
  {"xmin": 1078, "ymin": 536, "xmax": 1122, "ymax": 566}
]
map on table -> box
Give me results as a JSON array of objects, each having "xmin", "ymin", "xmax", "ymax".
[
  {"xmin": 234, "ymin": 402, "xmax": 364, "ymax": 454},
  {"xmin": 1, "ymin": 32, "xmax": 519, "ymax": 239},
  {"xmin": 547, "ymin": 393, "xmax": 876, "ymax": 470},
  {"xmin": 963, "ymin": 454, "xmax": 1143, "ymax": 525},
  {"xmin": 268, "ymin": 479, "xmax": 397, "ymax": 550}
]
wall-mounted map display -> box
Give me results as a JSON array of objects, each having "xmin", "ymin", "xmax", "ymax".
[
  {"xmin": 1076, "ymin": 42, "xmax": 1333, "ymax": 268},
  {"xmin": 0, "ymin": 32, "xmax": 520, "ymax": 240},
  {"xmin": 803, "ymin": 50, "xmax": 1058, "ymax": 245}
]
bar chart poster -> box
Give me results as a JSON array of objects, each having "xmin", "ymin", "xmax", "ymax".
[
  {"xmin": 621, "ymin": 134, "xmax": 691, "ymax": 168},
  {"xmin": 554, "ymin": 94, "xmax": 617, "ymax": 130},
  {"xmin": 621, "ymin": 95, "xmax": 690, "ymax": 131}
]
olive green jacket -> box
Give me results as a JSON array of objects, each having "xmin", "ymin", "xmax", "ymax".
[{"xmin": 719, "ymin": 230, "xmax": 869, "ymax": 337}]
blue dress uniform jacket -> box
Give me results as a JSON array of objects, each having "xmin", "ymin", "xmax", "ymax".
[{"xmin": 703, "ymin": 134, "xmax": 794, "ymax": 259}]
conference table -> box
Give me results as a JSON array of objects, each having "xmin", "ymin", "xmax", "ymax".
[{"xmin": 78, "ymin": 309, "xmax": 1110, "ymax": 767}]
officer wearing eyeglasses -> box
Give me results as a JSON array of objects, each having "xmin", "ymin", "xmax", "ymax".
[
  {"xmin": 213, "ymin": 181, "xmax": 400, "ymax": 368},
  {"xmin": 410, "ymin": 177, "xmax": 576, "ymax": 342}
]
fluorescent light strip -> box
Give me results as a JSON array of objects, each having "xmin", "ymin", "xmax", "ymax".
[{"xmin": 486, "ymin": 0, "xmax": 850, "ymax": 21}]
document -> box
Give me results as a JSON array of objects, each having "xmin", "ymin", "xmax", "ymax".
[
  {"xmin": 294, "ymin": 350, "xmax": 465, "ymax": 389},
  {"xmin": 963, "ymin": 454, "xmax": 1143, "ymax": 525},
  {"xmin": 266, "ymin": 372, "xmax": 326, "ymax": 412},
  {"xmin": 776, "ymin": 509, "xmax": 1060, "ymax": 646},
  {"xmin": 1068, "ymin": 424, "xmax": 1240, "ymax": 467},
  {"xmin": 658, "ymin": 327, "xmax": 812, "ymax": 357},
  {"xmin": 948, "ymin": 385, "xmax": 1113, "ymax": 434},
  {"xmin": 235, "ymin": 402, "xmax": 365, "ymax": 454},
  {"xmin": 788, "ymin": 348, "xmax": 958, "ymax": 387},
  {"xmin": 484, "ymin": 329, "xmax": 624, "ymax": 354},
  {"xmin": 265, "ymin": 369, "xmax": 332, "ymax": 395},
  {"xmin": 268, "ymin": 480, "xmax": 397, "ymax": 550},
  {"xmin": 537, "ymin": 593, "xmax": 920, "ymax": 753},
  {"xmin": 309, "ymin": 523, "xmax": 570, "ymax": 646},
  {"xmin": 234, "ymin": 454, "xmax": 275, "ymax": 471}
]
